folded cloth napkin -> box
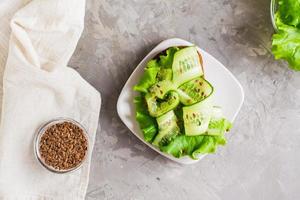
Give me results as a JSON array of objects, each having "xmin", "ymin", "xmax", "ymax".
[{"xmin": 0, "ymin": 0, "xmax": 101, "ymax": 199}]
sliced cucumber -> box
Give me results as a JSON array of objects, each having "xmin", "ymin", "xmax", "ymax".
[
  {"xmin": 156, "ymin": 110, "xmax": 178, "ymax": 131},
  {"xmin": 183, "ymin": 98, "xmax": 213, "ymax": 136},
  {"xmin": 176, "ymin": 89, "xmax": 195, "ymax": 106},
  {"xmin": 172, "ymin": 47, "xmax": 204, "ymax": 86},
  {"xmin": 157, "ymin": 68, "xmax": 173, "ymax": 81},
  {"xmin": 145, "ymin": 91, "xmax": 180, "ymax": 117},
  {"xmin": 177, "ymin": 77, "xmax": 213, "ymax": 105},
  {"xmin": 149, "ymin": 80, "xmax": 176, "ymax": 99},
  {"xmin": 152, "ymin": 110, "xmax": 180, "ymax": 147}
]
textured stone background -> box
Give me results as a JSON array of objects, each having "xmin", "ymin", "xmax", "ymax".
[{"xmin": 69, "ymin": 0, "xmax": 300, "ymax": 199}]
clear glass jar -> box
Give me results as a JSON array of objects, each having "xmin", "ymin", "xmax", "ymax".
[
  {"xmin": 34, "ymin": 118, "xmax": 89, "ymax": 174},
  {"xmin": 270, "ymin": 0, "xmax": 277, "ymax": 31}
]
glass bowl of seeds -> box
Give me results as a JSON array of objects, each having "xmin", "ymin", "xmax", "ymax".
[{"xmin": 34, "ymin": 118, "xmax": 89, "ymax": 173}]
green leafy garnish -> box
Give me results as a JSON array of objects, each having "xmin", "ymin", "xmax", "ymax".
[
  {"xmin": 277, "ymin": 0, "xmax": 300, "ymax": 27},
  {"xmin": 159, "ymin": 47, "xmax": 180, "ymax": 68},
  {"xmin": 272, "ymin": 0, "xmax": 300, "ymax": 70},
  {"xmin": 160, "ymin": 134, "xmax": 226, "ymax": 159},
  {"xmin": 134, "ymin": 67, "xmax": 160, "ymax": 93},
  {"xmin": 134, "ymin": 96, "xmax": 158, "ymax": 142}
]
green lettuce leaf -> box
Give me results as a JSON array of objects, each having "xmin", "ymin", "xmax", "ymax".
[
  {"xmin": 160, "ymin": 117, "xmax": 231, "ymax": 159},
  {"xmin": 191, "ymin": 135, "xmax": 226, "ymax": 159},
  {"xmin": 160, "ymin": 134, "xmax": 226, "ymax": 159},
  {"xmin": 277, "ymin": 0, "xmax": 300, "ymax": 27},
  {"xmin": 272, "ymin": 0, "xmax": 300, "ymax": 71},
  {"xmin": 146, "ymin": 59, "xmax": 160, "ymax": 69},
  {"xmin": 272, "ymin": 16, "xmax": 300, "ymax": 71},
  {"xmin": 159, "ymin": 47, "xmax": 180, "ymax": 68},
  {"xmin": 207, "ymin": 107, "xmax": 232, "ymax": 135},
  {"xmin": 156, "ymin": 68, "xmax": 173, "ymax": 81},
  {"xmin": 207, "ymin": 118, "xmax": 232, "ymax": 135},
  {"xmin": 134, "ymin": 63, "xmax": 160, "ymax": 93},
  {"xmin": 134, "ymin": 96, "xmax": 158, "ymax": 142}
]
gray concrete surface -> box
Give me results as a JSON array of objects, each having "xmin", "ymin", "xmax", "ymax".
[{"xmin": 69, "ymin": 0, "xmax": 300, "ymax": 199}]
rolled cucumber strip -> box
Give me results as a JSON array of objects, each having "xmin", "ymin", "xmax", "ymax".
[
  {"xmin": 177, "ymin": 77, "xmax": 213, "ymax": 105},
  {"xmin": 172, "ymin": 46, "xmax": 204, "ymax": 86},
  {"xmin": 145, "ymin": 91, "xmax": 180, "ymax": 118},
  {"xmin": 148, "ymin": 80, "xmax": 176, "ymax": 99},
  {"xmin": 183, "ymin": 98, "xmax": 213, "ymax": 136},
  {"xmin": 152, "ymin": 110, "xmax": 180, "ymax": 147}
]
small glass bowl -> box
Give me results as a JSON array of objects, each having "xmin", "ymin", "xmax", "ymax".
[
  {"xmin": 34, "ymin": 118, "xmax": 89, "ymax": 174},
  {"xmin": 270, "ymin": 0, "xmax": 278, "ymax": 31}
]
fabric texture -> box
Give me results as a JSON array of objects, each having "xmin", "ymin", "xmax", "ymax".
[{"xmin": 0, "ymin": 0, "xmax": 101, "ymax": 199}]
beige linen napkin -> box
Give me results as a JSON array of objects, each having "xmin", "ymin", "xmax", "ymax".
[{"xmin": 0, "ymin": 0, "xmax": 101, "ymax": 199}]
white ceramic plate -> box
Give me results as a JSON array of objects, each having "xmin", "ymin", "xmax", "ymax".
[{"xmin": 117, "ymin": 38, "xmax": 244, "ymax": 164}]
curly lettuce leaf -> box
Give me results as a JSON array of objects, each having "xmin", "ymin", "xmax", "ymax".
[
  {"xmin": 207, "ymin": 118, "xmax": 232, "ymax": 135},
  {"xmin": 272, "ymin": 16, "xmax": 300, "ymax": 71},
  {"xmin": 277, "ymin": 0, "xmax": 300, "ymax": 27},
  {"xmin": 159, "ymin": 47, "xmax": 180, "ymax": 68},
  {"xmin": 156, "ymin": 68, "xmax": 173, "ymax": 81},
  {"xmin": 146, "ymin": 59, "xmax": 160, "ymax": 69},
  {"xmin": 207, "ymin": 107, "xmax": 232, "ymax": 135},
  {"xmin": 272, "ymin": 0, "xmax": 300, "ymax": 71},
  {"xmin": 134, "ymin": 47, "xmax": 179, "ymax": 93},
  {"xmin": 134, "ymin": 96, "xmax": 158, "ymax": 142},
  {"xmin": 160, "ymin": 118, "xmax": 231, "ymax": 159},
  {"xmin": 134, "ymin": 61, "xmax": 160, "ymax": 93},
  {"xmin": 160, "ymin": 134, "xmax": 226, "ymax": 159}
]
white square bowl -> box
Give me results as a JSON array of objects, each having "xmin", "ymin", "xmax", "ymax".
[{"xmin": 117, "ymin": 38, "xmax": 244, "ymax": 164}]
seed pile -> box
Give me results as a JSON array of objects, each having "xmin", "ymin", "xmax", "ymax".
[{"xmin": 39, "ymin": 121, "xmax": 88, "ymax": 171}]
